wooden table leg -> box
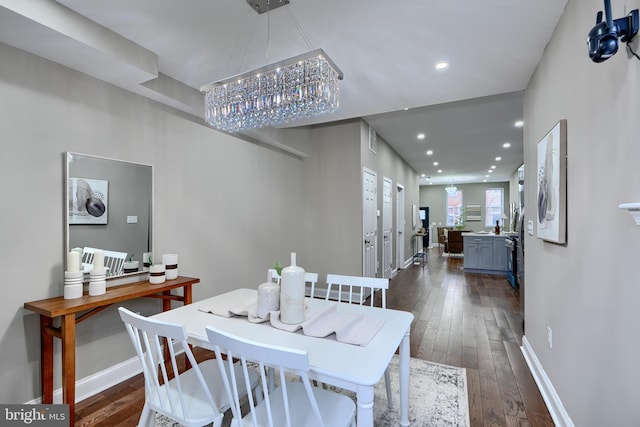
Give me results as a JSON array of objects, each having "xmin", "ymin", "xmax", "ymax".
[
  {"xmin": 183, "ymin": 284, "xmax": 192, "ymax": 305},
  {"xmin": 40, "ymin": 315, "xmax": 54, "ymax": 404},
  {"xmin": 61, "ymin": 313, "xmax": 76, "ymax": 425}
]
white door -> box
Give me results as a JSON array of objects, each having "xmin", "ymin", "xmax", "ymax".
[
  {"xmin": 396, "ymin": 184, "xmax": 405, "ymax": 270},
  {"xmin": 382, "ymin": 177, "xmax": 393, "ymax": 279},
  {"xmin": 362, "ymin": 168, "xmax": 377, "ymax": 277}
]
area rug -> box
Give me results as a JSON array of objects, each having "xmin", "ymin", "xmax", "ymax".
[{"xmin": 157, "ymin": 355, "xmax": 470, "ymax": 426}]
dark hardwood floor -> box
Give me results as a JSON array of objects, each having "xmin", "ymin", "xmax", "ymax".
[{"xmin": 74, "ymin": 246, "xmax": 553, "ymax": 426}]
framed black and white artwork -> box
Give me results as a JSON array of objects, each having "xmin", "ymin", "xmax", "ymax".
[
  {"xmin": 68, "ymin": 177, "xmax": 109, "ymax": 224},
  {"xmin": 536, "ymin": 119, "xmax": 567, "ymax": 243}
]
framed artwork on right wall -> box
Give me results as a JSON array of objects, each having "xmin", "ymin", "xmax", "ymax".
[{"xmin": 536, "ymin": 119, "xmax": 567, "ymax": 244}]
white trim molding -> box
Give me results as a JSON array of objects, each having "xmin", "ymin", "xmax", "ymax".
[
  {"xmin": 520, "ymin": 336, "xmax": 574, "ymax": 427},
  {"xmin": 26, "ymin": 356, "xmax": 142, "ymax": 405}
]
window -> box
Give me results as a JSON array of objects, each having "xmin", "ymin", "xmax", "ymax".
[
  {"xmin": 484, "ymin": 188, "xmax": 504, "ymax": 227},
  {"xmin": 446, "ymin": 190, "xmax": 462, "ymax": 226}
]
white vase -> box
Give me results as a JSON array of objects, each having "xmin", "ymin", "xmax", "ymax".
[{"xmin": 279, "ymin": 252, "xmax": 305, "ymax": 324}]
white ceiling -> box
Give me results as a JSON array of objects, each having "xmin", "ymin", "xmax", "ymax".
[{"xmin": 0, "ymin": 0, "xmax": 568, "ymax": 184}]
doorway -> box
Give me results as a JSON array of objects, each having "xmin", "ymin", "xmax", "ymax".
[
  {"xmin": 362, "ymin": 168, "xmax": 377, "ymax": 277},
  {"xmin": 382, "ymin": 177, "xmax": 393, "ymax": 279},
  {"xmin": 419, "ymin": 207, "xmax": 430, "ymax": 249},
  {"xmin": 396, "ymin": 184, "xmax": 405, "ymax": 271}
]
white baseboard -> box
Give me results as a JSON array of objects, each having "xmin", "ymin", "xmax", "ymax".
[
  {"xmin": 521, "ymin": 336, "xmax": 574, "ymax": 427},
  {"xmin": 26, "ymin": 356, "xmax": 142, "ymax": 405},
  {"xmin": 402, "ymin": 256, "xmax": 413, "ymax": 269}
]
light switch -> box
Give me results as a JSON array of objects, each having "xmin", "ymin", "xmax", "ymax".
[
  {"xmin": 127, "ymin": 216, "xmax": 138, "ymax": 224},
  {"xmin": 527, "ymin": 220, "xmax": 534, "ymax": 236}
]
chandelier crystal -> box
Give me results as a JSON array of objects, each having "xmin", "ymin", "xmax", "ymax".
[{"xmin": 200, "ymin": 49, "xmax": 343, "ymax": 133}]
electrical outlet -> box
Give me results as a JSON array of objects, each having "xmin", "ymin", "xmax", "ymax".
[{"xmin": 547, "ymin": 327, "xmax": 553, "ymax": 349}]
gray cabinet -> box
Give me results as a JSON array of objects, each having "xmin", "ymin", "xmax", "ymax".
[
  {"xmin": 464, "ymin": 237, "xmax": 493, "ymax": 269},
  {"xmin": 463, "ymin": 235, "xmax": 508, "ymax": 274},
  {"xmin": 492, "ymin": 238, "xmax": 508, "ymax": 271}
]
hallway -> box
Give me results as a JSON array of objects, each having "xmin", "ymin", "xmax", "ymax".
[{"xmin": 387, "ymin": 247, "xmax": 553, "ymax": 426}]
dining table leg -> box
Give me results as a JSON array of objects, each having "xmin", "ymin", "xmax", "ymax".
[
  {"xmin": 355, "ymin": 384, "xmax": 374, "ymax": 426},
  {"xmin": 399, "ymin": 328, "xmax": 411, "ymax": 427}
]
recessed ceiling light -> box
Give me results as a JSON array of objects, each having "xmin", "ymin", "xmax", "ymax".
[
  {"xmin": 403, "ymin": 107, "xmax": 409, "ymax": 111},
  {"xmin": 433, "ymin": 161, "xmax": 439, "ymax": 166},
  {"xmin": 438, "ymin": 169, "xmax": 443, "ymax": 173},
  {"xmin": 421, "ymin": 174, "xmax": 426, "ymax": 177},
  {"xmin": 429, "ymin": 182, "xmax": 433, "ymax": 185},
  {"xmin": 485, "ymin": 175, "xmax": 489, "ymax": 178},
  {"xmin": 503, "ymin": 142, "xmax": 511, "ymax": 148},
  {"xmin": 491, "ymin": 165, "xmax": 496, "ymax": 169},
  {"xmin": 514, "ymin": 120, "xmax": 524, "ymax": 128},
  {"xmin": 426, "ymin": 150, "xmax": 433, "ymax": 156},
  {"xmin": 495, "ymin": 156, "xmax": 502, "ymax": 161},
  {"xmin": 488, "ymin": 170, "xmax": 493, "ymax": 173},
  {"xmin": 483, "ymin": 179, "xmax": 487, "ymax": 182},
  {"xmin": 417, "ymin": 133, "xmax": 425, "ymax": 140},
  {"xmin": 435, "ymin": 61, "xmax": 449, "ymax": 70}
]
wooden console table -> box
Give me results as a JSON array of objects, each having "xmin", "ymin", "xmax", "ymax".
[{"xmin": 24, "ymin": 275, "xmax": 200, "ymax": 425}]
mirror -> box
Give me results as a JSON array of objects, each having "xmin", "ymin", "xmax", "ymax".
[{"xmin": 65, "ymin": 152, "xmax": 153, "ymax": 278}]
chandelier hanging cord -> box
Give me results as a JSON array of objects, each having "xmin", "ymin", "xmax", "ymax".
[
  {"xmin": 285, "ymin": 4, "xmax": 314, "ymax": 51},
  {"xmin": 223, "ymin": 7, "xmax": 255, "ymax": 77}
]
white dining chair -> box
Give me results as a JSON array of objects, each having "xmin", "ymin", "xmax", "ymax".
[
  {"xmin": 118, "ymin": 307, "xmax": 260, "ymax": 427},
  {"xmin": 324, "ymin": 273, "xmax": 393, "ymax": 407},
  {"xmin": 325, "ymin": 273, "xmax": 388, "ymax": 308},
  {"xmin": 267, "ymin": 269, "xmax": 320, "ymax": 299},
  {"xmin": 82, "ymin": 246, "xmax": 128, "ymax": 276},
  {"xmin": 206, "ymin": 326, "xmax": 356, "ymax": 427}
]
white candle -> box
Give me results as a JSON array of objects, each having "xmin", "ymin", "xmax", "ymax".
[
  {"xmin": 72, "ymin": 247, "xmax": 83, "ymax": 263},
  {"xmin": 93, "ymin": 250, "xmax": 104, "ymax": 270},
  {"xmin": 67, "ymin": 251, "xmax": 80, "ymax": 272}
]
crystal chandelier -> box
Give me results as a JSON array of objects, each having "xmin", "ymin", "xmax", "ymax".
[{"xmin": 200, "ymin": 48, "xmax": 343, "ymax": 133}]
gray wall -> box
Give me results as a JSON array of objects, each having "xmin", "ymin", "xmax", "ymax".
[
  {"xmin": 419, "ymin": 182, "xmax": 511, "ymax": 234},
  {"xmin": 523, "ymin": 0, "xmax": 640, "ymax": 425},
  {"xmin": 300, "ymin": 120, "xmax": 363, "ymax": 277},
  {"xmin": 0, "ymin": 40, "xmax": 418, "ymax": 404}
]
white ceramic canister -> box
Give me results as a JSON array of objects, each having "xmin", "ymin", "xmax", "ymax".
[
  {"xmin": 279, "ymin": 252, "xmax": 305, "ymax": 324},
  {"xmin": 143, "ymin": 252, "xmax": 153, "ymax": 268},
  {"xmin": 88, "ymin": 268, "xmax": 106, "ymax": 296},
  {"xmin": 123, "ymin": 260, "xmax": 139, "ymax": 273},
  {"xmin": 162, "ymin": 254, "xmax": 178, "ymax": 280},
  {"xmin": 149, "ymin": 264, "xmax": 166, "ymax": 284},
  {"xmin": 257, "ymin": 271, "xmax": 280, "ymax": 318},
  {"xmin": 64, "ymin": 283, "xmax": 83, "ymax": 299}
]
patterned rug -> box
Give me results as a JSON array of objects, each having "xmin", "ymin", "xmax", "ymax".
[{"xmin": 157, "ymin": 355, "xmax": 470, "ymax": 426}]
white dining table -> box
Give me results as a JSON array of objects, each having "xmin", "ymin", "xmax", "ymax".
[{"xmin": 151, "ymin": 288, "xmax": 414, "ymax": 427}]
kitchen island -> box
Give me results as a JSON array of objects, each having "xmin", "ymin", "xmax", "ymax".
[{"xmin": 462, "ymin": 232, "xmax": 510, "ymax": 275}]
